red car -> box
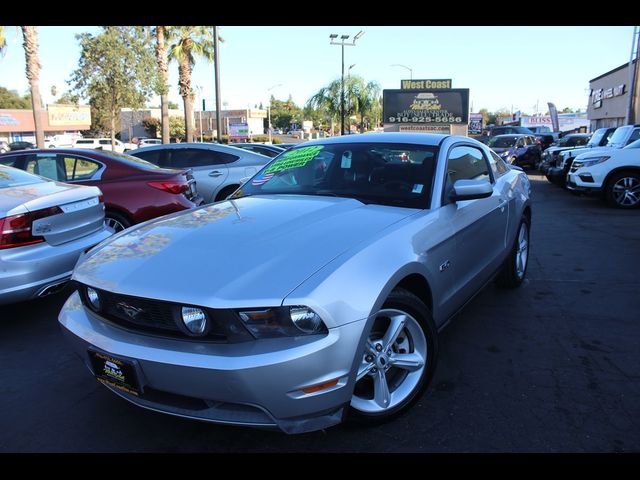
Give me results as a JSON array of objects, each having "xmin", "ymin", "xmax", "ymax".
[{"xmin": 0, "ymin": 149, "xmax": 203, "ymax": 232}]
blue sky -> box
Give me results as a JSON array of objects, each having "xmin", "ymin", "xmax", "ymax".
[{"xmin": 0, "ymin": 26, "xmax": 635, "ymax": 114}]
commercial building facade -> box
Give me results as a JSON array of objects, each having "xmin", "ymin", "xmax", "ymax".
[
  {"xmin": 0, "ymin": 105, "xmax": 91, "ymax": 143},
  {"xmin": 587, "ymin": 59, "xmax": 639, "ymax": 131}
]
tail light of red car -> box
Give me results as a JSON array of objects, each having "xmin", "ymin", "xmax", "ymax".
[
  {"xmin": 147, "ymin": 181, "xmax": 190, "ymax": 195},
  {"xmin": 0, "ymin": 206, "xmax": 62, "ymax": 250}
]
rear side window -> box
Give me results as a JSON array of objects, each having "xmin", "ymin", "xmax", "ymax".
[
  {"xmin": 60, "ymin": 155, "xmax": 101, "ymax": 180},
  {"xmin": 26, "ymin": 154, "xmax": 67, "ymax": 181},
  {"xmin": 168, "ymin": 148, "xmax": 239, "ymax": 168}
]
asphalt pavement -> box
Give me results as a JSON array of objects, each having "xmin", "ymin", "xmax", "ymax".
[{"xmin": 1, "ymin": 172, "xmax": 639, "ymax": 452}]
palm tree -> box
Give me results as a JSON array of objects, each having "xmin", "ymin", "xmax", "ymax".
[
  {"xmin": 154, "ymin": 26, "xmax": 170, "ymax": 144},
  {"xmin": 307, "ymin": 75, "xmax": 381, "ymax": 134},
  {"xmin": 21, "ymin": 26, "xmax": 44, "ymax": 148},
  {"xmin": 167, "ymin": 27, "xmax": 213, "ymax": 142}
]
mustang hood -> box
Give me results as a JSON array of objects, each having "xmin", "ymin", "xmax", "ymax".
[{"xmin": 74, "ymin": 195, "xmax": 414, "ymax": 307}]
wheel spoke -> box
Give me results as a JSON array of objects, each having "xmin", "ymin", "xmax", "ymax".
[
  {"xmin": 390, "ymin": 352, "xmax": 424, "ymax": 372},
  {"xmin": 382, "ymin": 314, "xmax": 407, "ymax": 350},
  {"xmin": 356, "ymin": 362, "xmax": 374, "ymax": 381},
  {"xmin": 372, "ymin": 368, "xmax": 391, "ymax": 409}
]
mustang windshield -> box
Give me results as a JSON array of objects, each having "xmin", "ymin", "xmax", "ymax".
[{"xmin": 233, "ymin": 142, "xmax": 438, "ymax": 208}]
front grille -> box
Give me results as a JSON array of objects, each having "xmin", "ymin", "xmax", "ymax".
[
  {"xmin": 99, "ymin": 289, "xmax": 181, "ymax": 333},
  {"xmin": 78, "ymin": 286, "xmax": 252, "ymax": 342}
]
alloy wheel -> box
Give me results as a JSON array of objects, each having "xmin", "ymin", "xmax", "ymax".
[
  {"xmin": 516, "ymin": 221, "xmax": 529, "ymax": 279},
  {"xmin": 351, "ymin": 309, "xmax": 427, "ymax": 414},
  {"xmin": 105, "ymin": 217, "xmax": 126, "ymax": 233},
  {"xmin": 612, "ymin": 176, "xmax": 640, "ymax": 207}
]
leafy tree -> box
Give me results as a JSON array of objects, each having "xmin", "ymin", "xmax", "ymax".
[
  {"xmin": 153, "ymin": 26, "xmax": 170, "ymax": 144},
  {"xmin": 0, "ymin": 87, "xmax": 31, "ymax": 109},
  {"xmin": 21, "ymin": 26, "xmax": 45, "ymax": 148},
  {"xmin": 167, "ymin": 26, "xmax": 214, "ymax": 142},
  {"xmin": 169, "ymin": 115, "xmax": 185, "ymax": 141},
  {"xmin": 167, "ymin": 100, "xmax": 179, "ymax": 109},
  {"xmin": 68, "ymin": 26, "xmax": 158, "ymax": 151},
  {"xmin": 142, "ymin": 117, "xmax": 161, "ymax": 137},
  {"xmin": 53, "ymin": 92, "xmax": 79, "ymax": 105}
]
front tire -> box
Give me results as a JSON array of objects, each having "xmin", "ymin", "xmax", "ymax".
[
  {"xmin": 605, "ymin": 171, "xmax": 640, "ymax": 209},
  {"xmin": 496, "ymin": 216, "xmax": 530, "ymax": 288},
  {"xmin": 349, "ymin": 288, "xmax": 438, "ymax": 424}
]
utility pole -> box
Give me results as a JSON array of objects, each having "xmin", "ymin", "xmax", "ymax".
[
  {"xmin": 213, "ymin": 26, "xmax": 222, "ymax": 143},
  {"xmin": 625, "ymin": 26, "xmax": 640, "ymax": 125}
]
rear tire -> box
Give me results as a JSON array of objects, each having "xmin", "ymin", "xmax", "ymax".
[
  {"xmin": 496, "ymin": 216, "xmax": 530, "ymax": 288},
  {"xmin": 105, "ymin": 211, "xmax": 130, "ymax": 233},
  {"xmin": 349, "ymin": 288, "xmax": 438, "ymax": 425}
]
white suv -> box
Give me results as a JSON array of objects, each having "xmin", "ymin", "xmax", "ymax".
[
  {"xmin": 567, "ymin": 138, "xmax": 640, "ymax": 209},
  {"xmin": 73, "ymin": 138, "xmax": 125, "ymax": 153}
]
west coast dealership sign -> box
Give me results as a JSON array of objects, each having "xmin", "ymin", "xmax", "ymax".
[{"xmin": 383, "ymin": 89, "xmax": 469, "ymax": 125}]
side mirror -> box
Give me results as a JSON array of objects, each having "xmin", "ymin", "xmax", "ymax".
[{"xmin": 449, "ymin": 179, "xmax": 493, "ymax": 202}]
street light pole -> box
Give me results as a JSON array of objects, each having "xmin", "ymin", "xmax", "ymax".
[
  {"xmin": 390, "ymin": 64, "xmax": 413, "ymax": 80},
  {"xmin": 267, "ymin": 83, "xmax": 283, "ymax": 144},
  {"xmin": 330, "ymin": 31, "xmax": 364, "ymax": 136}
]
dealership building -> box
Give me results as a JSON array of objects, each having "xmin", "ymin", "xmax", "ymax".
[
  {"xmin": 587, "ymin": 59, "xmax": 639, "ymax": 131},
  {"xmin": 0, "ymin": 105, "xmax": 91, "ymax": 143}
]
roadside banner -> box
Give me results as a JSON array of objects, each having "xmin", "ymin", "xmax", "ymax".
[
  {"xmin": 547, "ymin": 103, "xmax": 560, "ymax": 132},
  {"xmin": 469, "ymin": 113, "xmax": 483, "ymax": 135}
]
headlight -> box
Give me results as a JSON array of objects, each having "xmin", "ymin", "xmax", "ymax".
[
  {"xmin": 86, "ymin": 287, "xmax": 101, "ymax": 311},
  {"xmin": 180, "ymin": 306, "xmax": 208, "ymax": 335},
  {"xmin": 573, "ymin": 156, "xmax": 609, "ymax": 168},
  {"xmin": 500, "ymin": 150, "xmax": 510, "ymax": 157},
  {"xmin": 238, "ymin": 306, "xmax": 327, "ymax": 338}
]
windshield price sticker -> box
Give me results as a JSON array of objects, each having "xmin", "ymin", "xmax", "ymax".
[{"xmin": 264, "ymin": 146, "xmax": 324, "ymax": 174}]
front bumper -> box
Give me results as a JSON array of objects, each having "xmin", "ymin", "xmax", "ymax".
[
  {"xmin": 59, "ymin": 291, "xmax": 367, "ymax": 434},
  {"xmin": 566, "ymin": 174, "xmax": 602, "ymax": 195},
  {"xmin": 0, "ymin": 227, "xmax": 112, "ymax": 305}
]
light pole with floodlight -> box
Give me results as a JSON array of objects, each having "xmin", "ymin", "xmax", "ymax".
[{"xmin": 330, "ymin": 30, "xmax": 364, "ymax": 135}]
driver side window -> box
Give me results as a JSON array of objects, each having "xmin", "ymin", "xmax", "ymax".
[{"xmin": 443, "ymin": 145, "xmax": 491, "ymax": 203}]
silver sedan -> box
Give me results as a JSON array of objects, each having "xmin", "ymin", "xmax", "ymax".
[
  {"xmin": 59, "ymin": 133, "xmax": 531, "ymax": 433},
  {"xmin": 0, "ymin": 165, "xmax": 112, "ymax": 305},
  {"xmin": 130, "ymin": 142, "xmax": 272, "ymax": 204}
]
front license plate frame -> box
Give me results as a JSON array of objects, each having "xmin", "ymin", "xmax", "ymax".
[{"xmin": 88, "ymin": 349, "xmax": 142, "ymax": 396}]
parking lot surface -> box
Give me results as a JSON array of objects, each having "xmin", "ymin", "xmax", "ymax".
[{"xmin": 1, "ymin": 173, "xmax": 639, "ymax": 452}]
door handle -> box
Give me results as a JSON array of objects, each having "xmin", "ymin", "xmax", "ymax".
[{"xmin": 209, "ymin": 170, "xmax": 223, "ymax": 177}]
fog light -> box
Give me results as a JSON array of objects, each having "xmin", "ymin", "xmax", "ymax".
[
  {"xmin": 181, "ymin": 307, "xmax": 207, "ymax": 335},
  {"xmin": 289, "ymin": 306, "xmax": 325, "ymax": 334},
  {"xmin": 86, "ymin": 287, "xmax": 101, "ymax": 311}
]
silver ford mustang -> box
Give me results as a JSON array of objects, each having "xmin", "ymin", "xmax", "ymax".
[{"xmin": 59, "ymin": 133, "xmax": 532, "ymax": 434}]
